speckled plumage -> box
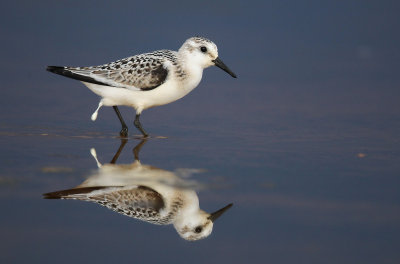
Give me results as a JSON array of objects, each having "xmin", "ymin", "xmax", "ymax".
[{"xmin": 67, "ymin": 50, "xmax": 184, "ymax": 91}]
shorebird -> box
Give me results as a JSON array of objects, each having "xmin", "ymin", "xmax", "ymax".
[
  {"xmin": 47, "ymin": 37, "xmax": 237, "ymax": 137},
  {"xmin": 44, "ymin": 140, "xmax": 232, "ymax": 241}
]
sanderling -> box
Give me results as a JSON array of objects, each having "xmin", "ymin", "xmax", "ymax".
[
  {"xmin": 47, "ymin": 37, "xmax": 237, "ymax": 137},
  {"xmin": 44, "ymin": 139, "xmax": 232, "ymax": 241}
]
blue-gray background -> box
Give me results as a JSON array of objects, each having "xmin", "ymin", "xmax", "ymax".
[{"xmin": 1, "ymin": 1, "xmax": 400, "ymax": 263}]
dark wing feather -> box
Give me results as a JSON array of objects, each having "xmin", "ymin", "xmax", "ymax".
[{"xmin": 43, "ymin": 186, "xmax": 112, "ymax": 199}]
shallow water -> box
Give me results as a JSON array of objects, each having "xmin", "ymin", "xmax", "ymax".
[{"xmin": 1, "ymin": 112, "xmax": 400, "ymax": 263}]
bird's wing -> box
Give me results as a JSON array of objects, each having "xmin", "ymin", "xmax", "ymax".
[
  {"xmin": 47, "ymin": 51, "xmax": 170, "ymax": 91},
  {"xmin": 44, "ymin": 185, "xmax": 165, "ymax": 220}
]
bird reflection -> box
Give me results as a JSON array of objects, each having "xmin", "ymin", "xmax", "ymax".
[{"xmin": 44, "ymin": 139, "xmax": 232, "ymax": 241}]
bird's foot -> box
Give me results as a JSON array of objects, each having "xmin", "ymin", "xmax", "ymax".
[{"xmin": 119, "ymin": 127, "xmax": 129, "ymax": 138}]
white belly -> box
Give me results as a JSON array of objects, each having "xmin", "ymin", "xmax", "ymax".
[{"xmin": 82, "ymin": 79, "xmax": 198, "ymax": 114}]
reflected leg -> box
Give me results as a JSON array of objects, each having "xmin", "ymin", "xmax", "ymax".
[
  {"xmin": 133, "ymin": 139, "xmax": 148, "ymax": 161},
  {"xmin": 113, "ymin": 106, "xmax": 128, "ymax": 137},
  {"xmin": 110, "ymin": 138, "xmax": 128, "ymax": 164}
]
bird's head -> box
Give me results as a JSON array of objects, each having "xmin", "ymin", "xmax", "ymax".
[
  {"xmin": 179, "ymin": 37, "xmax": 237, "ymax": 78},
  {"xmin": 174, "ymin": 203, "xmax": 233, "ymax": 241}
]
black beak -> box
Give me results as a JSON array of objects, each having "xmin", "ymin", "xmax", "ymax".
[
  {"xmin": 208, "ymin": 203, "xmax": 233, "ymax": 222},
  {"xmin": 212, "ymin": 57, "xmax": 237, "ymax": 78}
]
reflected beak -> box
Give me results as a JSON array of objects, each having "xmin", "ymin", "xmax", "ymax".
[
  {"xmin": 212, "ymin": 57, "xmax": 237, "ymax": 78},
  {"xmin": 208, "ymin": 203, "xmax": 233, "ymax": 222}
]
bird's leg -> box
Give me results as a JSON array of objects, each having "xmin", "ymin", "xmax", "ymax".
[
  {"xmin": 110, "ymin": 138, "xmax": 128, "ymax": 164},
  {"xmin": 134, "ymin": 114, "xmax": 149, "ymax": 137},
  {"xmin": 133, "ymin": 139, "xmax": 148, "ymax": 161},
  {"xmin": 113, "ymin": 106, "xmax": 128, "ymax": 137}
]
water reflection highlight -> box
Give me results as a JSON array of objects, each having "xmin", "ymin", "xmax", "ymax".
[{"xmin": 44, "ymin": 139, "xmax": 232, "ymax": 241}]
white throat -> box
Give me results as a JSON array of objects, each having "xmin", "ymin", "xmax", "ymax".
[{"xmin": 177, "ymin": 52, "xmax": 204, "ymax": 92}]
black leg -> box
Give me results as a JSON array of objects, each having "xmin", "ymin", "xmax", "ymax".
[
  {"xmin": 134, "ymin": 114, "xmax": 149, "ymax": 137},
  {"xmin": 113, "ymin": 106, "xmax": 128, "ymax": 137}
]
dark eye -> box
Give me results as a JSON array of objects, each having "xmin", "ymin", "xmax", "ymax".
[
  {"xmin": 200, "ymin": 46, "xmax": 207, "ymax": 53},
  {"xmin": 195, "ymin": 226, "xmax": 203, "ymax": 233}
]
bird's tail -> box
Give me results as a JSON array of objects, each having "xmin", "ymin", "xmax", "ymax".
[
  {"xmin": 46, "ymin": 65, "xmax": 68, "ymax": 75},
  {"xmin": 46, "ymin": 65, "xmax": 81, "ymax": 80},
  {"xmin": 46, "ymin": 65, "xmax": 106, "ymax": 86},
  {"xmin": 43, "ymin": 186, "xmax": 109, "ymax": 200}
]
